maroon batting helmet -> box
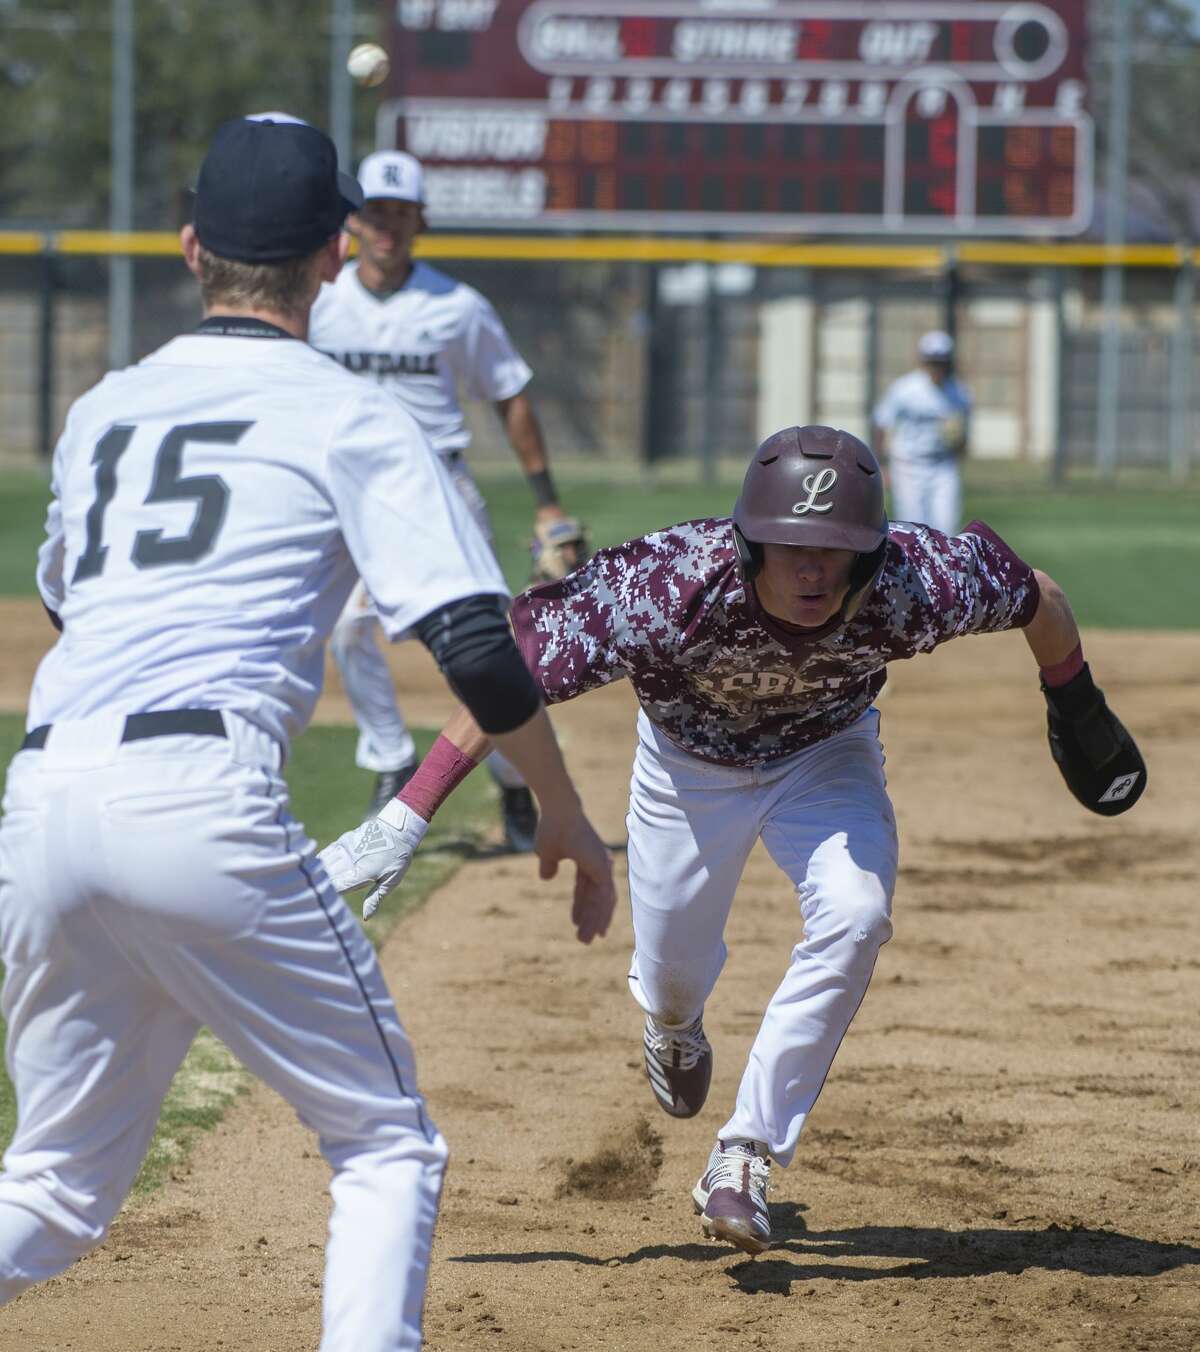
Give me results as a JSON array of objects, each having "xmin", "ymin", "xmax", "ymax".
[{"xmin": 732, "ymin": 425, "xmax": 889, "ymax": 620}]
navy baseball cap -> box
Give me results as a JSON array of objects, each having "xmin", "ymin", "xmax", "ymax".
[{"xmin": 193, "ymin": 117, "xmax": 363, "ymax": 263}]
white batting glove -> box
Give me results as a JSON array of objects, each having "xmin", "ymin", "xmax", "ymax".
[{"xmin": 317, "ymin": 799, "xmax": 430, "ymax": 919}]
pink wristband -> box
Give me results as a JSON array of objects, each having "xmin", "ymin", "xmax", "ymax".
[
  {"xmin": 398, "ymin": 735, "xmax": 479, "ymax": 821},
  {"xmin": 1040, "ymin": 641, "xmax": 1084, "ymax": 688}
]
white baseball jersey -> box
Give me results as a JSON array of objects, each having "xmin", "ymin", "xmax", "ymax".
[
  {"xmin": 3, "ymin": 317, "xmax": 483, "ymax": 1344},
  {"xmin": 873, "ymin": 369, "xmax": 972, "ymax": 462},
  {"xmin": 31, "ymin": 321, "xmax": 507, "ymax": 746},
  {"xmin": 308, "ymin": 260, "xmax": 532, "ymax": 456}
]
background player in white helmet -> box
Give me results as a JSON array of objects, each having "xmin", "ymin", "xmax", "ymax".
[
  {"xmin": 0, "ymin": 117, "xmax": 614, "ymax": 1350},
  {"xmin": 319, "ymin": 424, "xmax": 1146, "ymax": 1257},
  {"xmin": 873, "ymin": 329, "xmax": 973, "ymax": 536},
  {"xmin": 309, "ymin": 149, "xmax": 586, "ymax": 843}
]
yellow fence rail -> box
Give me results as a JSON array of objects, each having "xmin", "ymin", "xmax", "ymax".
[
  {"xmin": 0, "ymin": 233, "xmax": 46, "ymax": 256},
  {"xmin": 2, "ymin": 230, "xmax": 1198, "ymax": 268},
  {"xmin": 55, "ymin": 230, "xmax": 187, "ymax": 257}
]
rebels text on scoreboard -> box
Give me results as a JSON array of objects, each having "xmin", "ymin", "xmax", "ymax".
[{"xmin": 381, "ymin": 1, "xmax": 1092, "ymax": 236}]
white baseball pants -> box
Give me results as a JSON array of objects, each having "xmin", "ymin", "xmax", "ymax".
[
  {"xmin": 331, "ymin": 579, "xmax": 419, "ymax": 773},
  {"xmin": 329, "ymin": 454, "xmax": 524, "ymax": 789},
  {"xmin": 625, "ymin": 710, "xmax": 898, "ymax": 1167},
  {"xmin": 888, "ymin": 455, "xmax": 962, "ymax": 536},
  {"xmin": 0, "ymin": 713, "xmax": 446, "ymax": 1351}
]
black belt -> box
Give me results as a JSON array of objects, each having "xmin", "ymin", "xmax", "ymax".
[{"xmin": 21, "ymin": 708, "xmax": 227, "ymax": 752}]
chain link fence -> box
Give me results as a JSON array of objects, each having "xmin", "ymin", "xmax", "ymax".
[{"xmin": 0, "ymin": 244, "xmax": 1196, "ymax": 480}]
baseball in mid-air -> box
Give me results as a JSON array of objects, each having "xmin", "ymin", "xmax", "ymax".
[{"xmin": 347, "ymin": 42, "xmax": 389, "ymax": 88}]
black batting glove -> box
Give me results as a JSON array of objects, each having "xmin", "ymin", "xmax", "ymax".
[{"xmin": 1041, "ymin": 664, "xmax": 1146, "ymax": 816}]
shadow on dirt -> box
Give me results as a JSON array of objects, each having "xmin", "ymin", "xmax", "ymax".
[
  {"xmin": 450, "ymin": 1204, "xmax": 1200, "ymax": 1288},
  {"xmin": 426, "ymin": 835, "xmax": 629, "ymax": 862}
]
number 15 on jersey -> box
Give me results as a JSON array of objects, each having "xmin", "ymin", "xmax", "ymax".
[{"xmin": 72, "ymin": 421, "xmax": 250, "ymax": 583}]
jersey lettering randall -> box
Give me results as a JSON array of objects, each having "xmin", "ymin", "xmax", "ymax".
[{"xmin": 326, "ymin": 350, "xmax": 438, "ymax": 377}]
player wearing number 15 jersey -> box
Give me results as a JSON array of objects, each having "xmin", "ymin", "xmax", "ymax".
[{"xmin": 0, "ymin": 116, "xmax": 613, "ymax": 1350}]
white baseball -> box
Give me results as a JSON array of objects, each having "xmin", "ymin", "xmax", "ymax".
[{"xmin": 347, "ymin": 42, "xmax": 389, "ymax": 88}]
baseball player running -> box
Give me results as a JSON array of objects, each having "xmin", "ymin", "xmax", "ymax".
[
  {"xmin": 0, "ymin": 117, "xmax": 613, "ymax": 1350},
  {"xmin": 318, "ymin": 425, "xmax": 1146, "ymax": 1257},
  {"xmin": 308, "ymin": 149, "xmax": 586, "ymax": 843},
  {"xmin": 873, "ymin": 329, "xmax": 973, "ymax": 536}
]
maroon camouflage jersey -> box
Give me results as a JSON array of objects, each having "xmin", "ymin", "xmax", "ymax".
[{"xmin": 510, "ymin": 517, "xmax": 1039, "ymax": 766}]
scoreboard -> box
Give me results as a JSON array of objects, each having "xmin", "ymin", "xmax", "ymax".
[{"xmin": 380, "ymin": 1, "xmax": 1092, "ymax": 235}]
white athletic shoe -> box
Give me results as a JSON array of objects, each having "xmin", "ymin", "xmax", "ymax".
[{"xmin": 692, "ymin": 1139, "xmax": 772, "ymax": 1255}]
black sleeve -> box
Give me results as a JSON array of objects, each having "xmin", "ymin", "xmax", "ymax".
[
  {"xmin": 412, "ymin": 593, "xmax": 542, "ymax": 735},
  {"xmin": 43, "ymin": 601, "xmax": 63, "ymax": 633}
]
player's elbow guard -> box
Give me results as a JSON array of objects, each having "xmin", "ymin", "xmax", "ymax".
[{"xmin": 413, "ymin": 594, "xmax": 542, "ymax": 735}]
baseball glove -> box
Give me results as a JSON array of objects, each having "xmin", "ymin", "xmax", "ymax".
[
  {"xmin": 1041, "ymin": 665, "xmax": 1146, "ymax": 816},
  {"xmin": 939, "ymin": 413, "xmax": 968, "ymax": 455},
  {"xmin": 530, "ymin": 516, "xmax": 589, "ymax": 584}
]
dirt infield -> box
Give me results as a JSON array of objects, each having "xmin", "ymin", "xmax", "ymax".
[{"xmin": 0, "ymin": 600, "xmax": 1197, "ymax": 1351}]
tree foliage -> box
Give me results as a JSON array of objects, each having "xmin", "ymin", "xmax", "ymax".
[
  {"xmin": 1090, "ymin": 0, "xmax": 1200, "ymax": 239},
  {"xmin": 0, "ymin": 0, "xmax": 381, "ymax": 226}
]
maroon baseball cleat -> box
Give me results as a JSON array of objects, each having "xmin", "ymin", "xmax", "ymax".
[
  {"xmin": 642, "ymin": 1014, "xmax": 712, "ymax": 1118},
  {"xmin": 692, "ymin": 1139, "xmax": 772, "ymax": 1255}
]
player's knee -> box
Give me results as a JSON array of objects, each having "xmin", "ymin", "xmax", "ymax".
[
  {"xmin": 0, "ymin": 1176, "xmax": 116, "ymax": 1291},
  {"xmin": 321, "ymin": 1119, "xmax": 449, "ymax": 1180},
  {"xmin": 802, "ymin": 874, "xmax": 893, "ymax": 957},
  {"xmin": 842, "ymin": 891, "xmax": 893, "ymax": 951}
]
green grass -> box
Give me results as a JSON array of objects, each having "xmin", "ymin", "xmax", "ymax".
[
  {"xmin": 954, "ymin": 488, "xmax": 1200, "ymax": 630},
  {"xmin": 133, "ymin": 1028, "xmax": 247, "ymax": 1195},
  {"xmin": 0, "ymin": 469, "xmax": 48, "ymax": 598},
  {"xmin": 7, "ymin": 463, "xmax": 1196, "ymax": 629},
  {"xmin": 0, "ymin": 716, "xmax": 495, "ymax": 1192}
]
